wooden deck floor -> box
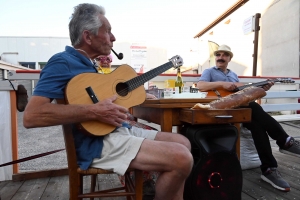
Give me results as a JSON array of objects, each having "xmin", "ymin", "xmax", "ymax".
[
  {"xmin": 1, "ymin": 145, "xmax": 300, "ymax": 200},
  {"xmin": 2, "ymin": 121, "xmax": 300, "ymax": 200}
]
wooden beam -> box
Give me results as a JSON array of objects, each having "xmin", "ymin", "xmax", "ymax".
[
  {"xmin": 252, "ymin": 13, "xmax": 261, "ymax": 76},
  {"xmin": 194, "ymin": 0, "xmax": 249, "ymax": 38},
  {"xmin": 10, "ymin": 90, "xmax": 18, "ymax": 174},
  {"xmin": 12, "ymin": 168, "xmax": 68, "ymax": 181}
]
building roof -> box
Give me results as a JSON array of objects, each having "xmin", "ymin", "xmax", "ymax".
[
  {"xmin": 194, "ymin": 0, "xmax": 249, "ymax": 38},
  {"xmin": 0, "ymin": 60, "xmax": 33, "ymax": 71}
]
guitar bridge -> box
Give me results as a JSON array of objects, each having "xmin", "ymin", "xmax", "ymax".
[
  {"xmin": 213, "ymin": 90, "xmax": 222, "ymax": 99},
  {"xmin": 85, "ymin": 86, "xmax": 99, "ymax": 103}
]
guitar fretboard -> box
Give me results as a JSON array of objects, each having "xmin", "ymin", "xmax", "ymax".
[{"xmin": 126, "ymin": 61, "xmax": 175, "ymax": 92}]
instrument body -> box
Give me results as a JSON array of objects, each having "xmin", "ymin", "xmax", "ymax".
[
  {"xmin": 206, "ymin": 78, "xmax": 295, "ymax": 97},
  {"xmin": 65, "ymin": 56, "xmax": 183, "ymax": 136}
]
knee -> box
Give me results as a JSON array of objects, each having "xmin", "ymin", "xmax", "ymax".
[
  {"xmin": 173, "ymin": 145, "xmax": 193, "ymax": 177},
  {"xmin": 181, "ymin": 136, "xmax": 192, "ymax": 151},
  {"xmin": 173, "ymin": 133, "xmax": 192, "ymax": 151}
]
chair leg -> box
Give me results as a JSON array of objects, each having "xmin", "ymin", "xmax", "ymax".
[
  {"xmin": 135, "ymin": 170, "xmax": 143, "ymax": 200},
  {"xmin": 90, "ymin": 174, "xmax": 97, "ymax": 200},
  {"xmin": 79, "ymin": 174, "xmax": 84, "ymax": 196},
  {"xmin": 69, "ymin": 171, "xmax": 82, "ymax": 200},
  {"xmin": 125, "ymin": 172, "xmax": 134, "ymax": 200}
]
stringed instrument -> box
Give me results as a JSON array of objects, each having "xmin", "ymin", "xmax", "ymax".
[
  {"xmin": 65, "ymin": 55, "xmax": 183, "ymax": 136},
  {"xmin": 206, "ymin": 78, "xmax": 295, "ymax": 98}
]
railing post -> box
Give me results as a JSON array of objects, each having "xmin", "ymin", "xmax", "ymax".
[{"xmin": 252, "ymin": 13, "xmax": 261, "ymax": 76}]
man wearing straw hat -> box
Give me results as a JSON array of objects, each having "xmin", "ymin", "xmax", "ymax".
[{"xmin": 197, "ymin": 44, "xmax": 300, "ymax": 192}]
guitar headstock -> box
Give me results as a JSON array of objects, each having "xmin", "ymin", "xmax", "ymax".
[
  {"xmin": 169, "ymin": 55, "xmax": 183, "ymax": 69},
  {"xmin": 273, "ymin": 78, "xmax": 295, "ymax": 84}
]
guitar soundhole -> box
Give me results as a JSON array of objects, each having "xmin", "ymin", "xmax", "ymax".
[{"xmin": 116, "ymin": 82, "xmax": 129, "ymax": 97}]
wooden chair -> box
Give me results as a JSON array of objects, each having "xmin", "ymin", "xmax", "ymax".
[{"xmin": 62, "ymin": 123, "xmax": 143, "ymax": 200}]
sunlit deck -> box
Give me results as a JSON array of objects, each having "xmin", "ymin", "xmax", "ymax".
[
  {"xmin": 1, "ymin": 138, "xmax": 300, "ymax": 200},
  {"xmin": 1, "ymin": 114, "xmax": 300, "ymax": 200}
]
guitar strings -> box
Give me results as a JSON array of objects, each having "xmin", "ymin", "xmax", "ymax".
[
  {"xmin": 117, "ymin": 56, "xmax": 180, "ymax": 95},
  {"xmin": 124, "ymin": 61, "xmax": 174, "ymax": 95},
  {"xmin": 73, "ymin": 50, "xmax": 179, "ymax": 97}
]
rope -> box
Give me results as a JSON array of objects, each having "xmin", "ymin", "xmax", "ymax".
[{"xmin": 0, "ymin": 149, "xmax": 65, "ymax": 168}]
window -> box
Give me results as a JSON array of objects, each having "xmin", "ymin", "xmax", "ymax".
[
  {"xmin": 38, "ymin": 62, "xmax": 47, "ymax": 69},
  {"xmin": 19, "ymin": 62, "xmax": 36, "ymax": 69}
]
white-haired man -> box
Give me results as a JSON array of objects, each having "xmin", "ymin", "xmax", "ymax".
[{"xmin": 24, "ymin": 4, "xmax": 193, "ymax": 200}]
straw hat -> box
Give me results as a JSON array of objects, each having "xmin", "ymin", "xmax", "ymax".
[{"xmin": 214, "ymin": 44, "xmax": 233, "ymax": 58}]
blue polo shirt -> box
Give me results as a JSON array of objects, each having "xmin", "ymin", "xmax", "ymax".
[
  {"xmin": 199, "ymin": 66, "xmax": 239, "ymax": 83},
  {"xmin": 33, "ymin": 46, "xmax": 103, "ymax": 170}
]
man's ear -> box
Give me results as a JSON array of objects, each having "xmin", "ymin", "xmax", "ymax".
[{"xmin": 82, "ymin": 30, "xmax": 92, "ymax": 45}]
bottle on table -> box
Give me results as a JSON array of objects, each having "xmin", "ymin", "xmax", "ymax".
[{"xmin": 175, "ymin": 68, "xmax": 184, "ymax": 93}]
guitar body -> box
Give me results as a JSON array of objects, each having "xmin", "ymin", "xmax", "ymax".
[
  {"xmin": 65, "ymin": 64, "xmax": 146, "ymax": 136},
  {"xmin": 206, "ymin": 89, "xmax": 232, "ymax": 98}
]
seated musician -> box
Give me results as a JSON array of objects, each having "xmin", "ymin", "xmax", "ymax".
[
  {"xmin": 23, "ymin": 3, "xmax": 193, "ymax": 200},
  {"xmin": 196, "ymin": 44, "xmax": 300, "ymax": 192},
  {"xmin": 95, "ymin": 53, "xmax": 159, "ymax": 195}
]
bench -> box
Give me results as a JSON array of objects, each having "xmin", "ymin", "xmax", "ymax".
[{"xmin": 260, "ymin": 90, "xmax": 300, "ymax": 122}]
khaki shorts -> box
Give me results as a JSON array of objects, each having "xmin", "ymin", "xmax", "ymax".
[{"xmin": 90, "ymin": 126, "xmax": 158, "ymax": 175}]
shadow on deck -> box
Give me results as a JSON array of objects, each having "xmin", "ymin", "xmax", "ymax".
[{"xmin": 1, "ymin": 147, "xmax": 300, "ymax": 200}]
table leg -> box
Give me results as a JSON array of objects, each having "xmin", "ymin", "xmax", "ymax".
[
  {"xmin": 160, "ymin": 108, "xmax": 173, "ymax": 132},
  {"xmin": 233, "ymin": 123, "xmax": 241, "ymax": 159}
]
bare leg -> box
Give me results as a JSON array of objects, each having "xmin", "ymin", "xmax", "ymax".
[
  {"xmin": 155, "ymin": 132, "xmax": 192, "ymax": 200},
  {"xmin": 155, "ymin": 131, "xmax": 191, "ymax": 151},
  {"xmin": 129, "ymin": 132, "xmax": 193, "ymax": 200}
]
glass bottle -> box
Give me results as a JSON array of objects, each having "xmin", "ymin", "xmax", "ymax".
[{"xmin": 175, "ymin": 68, "xmax": 184, "ymax": 93}]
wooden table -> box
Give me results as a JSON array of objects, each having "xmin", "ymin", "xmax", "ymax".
[
  {"xmin": 132, "ymin": 98, "xmax": 216, "ymax": 131},
  {"xmin": 132, "ymin": 98, "xmax": 252, "ymax": 158}
]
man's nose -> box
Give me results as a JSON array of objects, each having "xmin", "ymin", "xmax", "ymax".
[{"xmin": 110, "ymin": 33, "xmax": 116, "ymax": 42}]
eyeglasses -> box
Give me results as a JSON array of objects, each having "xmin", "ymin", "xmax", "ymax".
[
  {"xmin": 95, "ymin": 56, "xmax": 112, "ymax": 63},
  {"xmin": 215, "ymin": 52, "xmax": 230, "ymax": 57}
]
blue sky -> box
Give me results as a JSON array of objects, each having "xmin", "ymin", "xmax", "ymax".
[{"xmin": 0, "ymin": 0, "xmax": 237, "ymax": 58}]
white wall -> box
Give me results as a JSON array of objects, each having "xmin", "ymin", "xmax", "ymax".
[
  {"xmin": 0, "ymin": 91, "xmax": 13, "ymax": 181},
  {"xmin": 111, "ymin": 41, "xmax": 168, "ymax": 70},
  {"xmin": 196, "ymin": 0, "xmax": 299, "ymax": 78},
  {"xmin": 260, "ymin": 0, "xmax": 299, "ymax": 77},
  {"xmin": 0, "ymin": 37, "xmax": 71, "ymax": 67},
  {"xmin": 0, "ymin": 37, "xmax": 168, "ymax": 71}
]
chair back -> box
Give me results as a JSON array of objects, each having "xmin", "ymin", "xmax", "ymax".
[
  {"xmin": 62, "ymin": 124, "xmax": 78, "ymax": 173},
  {"xmin": 57, "ymin": 100, "xmax": 143, "ymax": 200}
]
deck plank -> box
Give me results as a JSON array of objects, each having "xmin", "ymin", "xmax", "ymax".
[
  {"xmin": 241, "ymin": 192, "xmax": 255, "ymax": 200},
  {"xmin": 97, "ymin": 174, "xmax": 126, "ymax": 200},
  {"xmin": 10, "ymin": 177, "xmax": 50, "ymax": 200},
  {"xmin": 40, "ymin": 176, "xmax": 69, "ymax": 200},
  {"xmin": 0, "ymin": 180, "xmax": 23, "ymax": 200},
  {"xmin": 243, "ymin": 170, "xmax": 300, "ymax": 199}
]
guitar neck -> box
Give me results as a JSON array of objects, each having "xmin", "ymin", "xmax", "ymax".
[
  {"xmin": 209, "ymin": 78, "xmax": 294, "ymax": 98},
  {"xmin": 126, "ymin": 61, "xmax": 175, "ymax": 92},
  {"xmin": 236, "ymin": 80, "xmax": 273, "ymax": 91}
]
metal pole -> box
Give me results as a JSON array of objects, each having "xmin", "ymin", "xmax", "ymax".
[{"xmin": 252, "ymin": 13, "xmax": 261, "ymax": 76}]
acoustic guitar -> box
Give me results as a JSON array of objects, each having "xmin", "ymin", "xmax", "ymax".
[
  {"xmin": 65, "ymin": 55, "xmax": 183, "ymax": 136},
  {"xmin": 206, "ymin": 78, "xmax": 295, "ymax": 98}
]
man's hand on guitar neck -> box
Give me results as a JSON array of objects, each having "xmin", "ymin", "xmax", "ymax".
[
  {"xmin": 222, "ymin": 82, "xmax": 238, "ymax": 91},
  {"xmin": 261, "ymin": 80, "xmax": 274, "ymax": 91},
  {"xmin": 92, "ymin": 95, "xmax": 128, "ymax": 127},
  {"xmin": 198, "ymin": 81, "xmax": 243, "ymax": 92}
]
